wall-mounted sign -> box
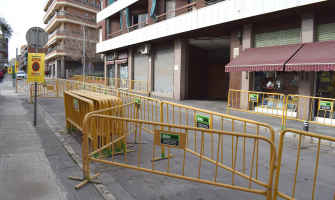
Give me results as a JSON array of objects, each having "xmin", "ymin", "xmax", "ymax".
[
  {"xmin": 154, "ymin": 130, "xmax": 186, "ymax": 149},
  {"xmin": 319, "ymin": 101, "xmax": 333, "ymax": 111},
  {"xmin": 249, "ymin": 94, "xmax": 258, "ymax": 102}
]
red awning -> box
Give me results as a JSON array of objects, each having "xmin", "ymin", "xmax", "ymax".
[
  {"xmin": 286, "ymin": 41, "xmax": 335, "ymax": 71},
  {"xmin": 225, "ymin": 44, "xmax": 304, "ymax": 72},
  {"xmin": 106, "ymin": 61, "xmax": 114, "ymax": 65},
  {"xmin": 116, "ymin": 59, "xmax": 127, "ymax": 64}
]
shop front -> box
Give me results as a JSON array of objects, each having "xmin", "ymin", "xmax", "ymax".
[{"xmin": 226, "ymin": 41, "xmax": 335, "ymax": 122}]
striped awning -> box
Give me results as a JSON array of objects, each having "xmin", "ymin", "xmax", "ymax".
[
  {"xmin": 225, "ymin": 44, "xmax": 304, "ymax": 72},
  {"xmin": 116, "ymin": 59, "xmax": 127, "ymax": 64},
  {"xmin": 286, "ymin": 41, "xmax": 335, "ymax": 71},
  {"xmin": 106, "ymin": 61, "xmax": 114, "ymax": 65}
]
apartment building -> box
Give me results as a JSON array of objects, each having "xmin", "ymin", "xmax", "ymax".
[
  {"xmin": 43, "ymin": 0, "xmax": 103, "ymax": 78},
  {"xmin": 96, "ymin": 0, "xmax": 335, "ymax": 103},
  {"xmin": 0, "ymin": 34, "xmax": 8, "ymax": 68},
  {"xmin": 20, "ymin": 45, "xmax": 28, "ymax": 71}
]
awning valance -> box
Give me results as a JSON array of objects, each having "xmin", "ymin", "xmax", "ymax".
[
  {"xmin": 286, "ymin": 41, "xmax": 335, "ymax": 71},
  {"xmin": 116, "ymin": 59, "xmax": 127, "ymax": 64},
  {"xmin": 225, "ymin": 44, "xmax": 304, "ymax": 72}
]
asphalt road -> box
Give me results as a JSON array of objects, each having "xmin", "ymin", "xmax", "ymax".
[{"xmin": 32, "ymin": 93, "xmax": 335, "ymax": 200}]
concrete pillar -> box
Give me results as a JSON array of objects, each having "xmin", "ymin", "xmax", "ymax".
[
  {"xmin": 148, "ymin": 47, "xmax": 154, "ymax": 92},
  {"xmin": 61, "ymin": 56, "xmax": 65, "ymax": 78},
  {"xmin": 121, "ymin": 9, "xmax": 127, "ymax": 34},
  {"xmin": 173, "ymin": 38, "xmax": 188, "ymax": 100},
  {"xmin": 297, "ymin": 12, "xmax": 316, "ymax": 120},
  {"xmin": 128, "ymin": 48, "xmax": 134, "ymax": 90},
  {"xmin": 56, "ymin": 60, "xmax": 61, "ymax": 78},
  {"xmin": 104, "ymin": 56, "xmax": 108, "ymax": 86}
]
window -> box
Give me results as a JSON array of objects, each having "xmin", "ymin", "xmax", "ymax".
[
  {"xmin": 132, "ymin": 13, "xmax": 148, "ymax": 28},
  {"xmin": 166, "ymin": 0, "xmax": 175, "ymax": 19},
  {"xmin": 86, "ymin": 0, "xmax": 89, "ymax": 2},
  {"xmin": 93, "ymin": 1, "xmax": 95, "ymax": 6},
  {"xmin": 100, "ymin": 0, "xmax": 103, "ymax": 10},
  {"xmin": 99, "ymin": 28, "xmax": 102, "ymax": 42},
  {"xmin": 93, "ymin": 15, "xmax": 95, "ymax": 22},
  {"xmin": 86, "ymin": 13, "xmax": 89, "ymax": 18}
]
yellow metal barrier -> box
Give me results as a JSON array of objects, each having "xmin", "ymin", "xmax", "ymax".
[
  {"xmin": 284, "ymin": 94, "xmax": 335, "ymax": 128},
  {"xmin": 117, "ymin": 79, "xmax": 129, "ymax": 91},
  {"xmin": 76, "ymin": 82, "xmax": 94, "ymax": 92},
  {"xmin": 17, "ymin": 79, "xmax": 32, "ymax": 90},
  {"xmin": 72, "ymin": 112, "xmax": 276, "ymax": 200},
  {"xmin": 274, "ymin": 128, "xmax": 335, "ymax": 200},
  {"xmin": 228, "ymin": 89, "xmax": 286, "ymax": 129},
  {"xmin": 93, "ymin": 86, "xmax": 118, "ymax": 97},
  {"xmin": 30, "ymin": 83, "xmax": 67, "ymax": 102},
  {"xmin": 130, "ymin": 79, "xmax": 149, "ymax": 97},
  {"xmin": 160, "ymin": 101, "xmax": 276, "ymax": 176},
  {"xmin": 106, "ymin": 78, "xmax": 117, "ymax": 89}
]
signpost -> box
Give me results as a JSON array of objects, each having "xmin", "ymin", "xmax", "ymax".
[{"xmin": 26, "ymin": 27, "xmax": 48, "ymax": 126}]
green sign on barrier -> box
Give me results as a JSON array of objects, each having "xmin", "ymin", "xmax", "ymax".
[
  {"xmin": 249, "ymin": 94, "xmax": 258, "ymax": 102},
  {"xmin": 319, "ymin": 101, "xmax": 333, "ymax": 111},
  {"xmin": 196, "ymin": 114, "xmax": 210, "ymax": 129}
]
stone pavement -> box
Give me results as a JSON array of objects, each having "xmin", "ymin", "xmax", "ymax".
[{"xmin": 0, "ymin": 75, "xmax": 111, "ymax": 200}]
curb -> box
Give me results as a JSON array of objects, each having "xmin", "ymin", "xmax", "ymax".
[{"xmin": 21, "ymin": 88, "xmax": 116, "ymax": 200}]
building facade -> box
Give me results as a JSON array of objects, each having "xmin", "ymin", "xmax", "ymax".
[
  {"xmin": 43, "ymin": 0, "xmax": 103, "ymax": 79},
  {"xmin": 0, "ymin": 34, "xmax": 8, "ymax": 68},
  {"xmin": 96, "ymin": 0, "xmax": 334, "ymax": 102}
]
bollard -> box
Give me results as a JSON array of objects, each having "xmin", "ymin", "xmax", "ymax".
[{"xmin": 303, "ymin": 121, "xmax": 309, "ymax": 132}]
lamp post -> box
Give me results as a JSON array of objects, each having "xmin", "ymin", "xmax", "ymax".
[{"xmin": 61, "ymin": 10, "xmax": 86, "ymax": 76}]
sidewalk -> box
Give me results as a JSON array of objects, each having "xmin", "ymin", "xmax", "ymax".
[{"xmin": 0, "ymin": 75, "xmax": 108, "ymax": 200}]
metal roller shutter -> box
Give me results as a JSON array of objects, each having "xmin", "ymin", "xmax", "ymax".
[
  {"xmin": 154, "ymin": 48, "xmax": 174, "ymax": 93},
  {"xmin": 316, "ymin": 23, "xmax": 335, "ymax": 42},
  {"xmin": 134, "ymin": 53, "xmax": 149, "ymax": 81},
  {"xmin": 254, "ymin": 28, "xmax": 301, "ymax": 48}
]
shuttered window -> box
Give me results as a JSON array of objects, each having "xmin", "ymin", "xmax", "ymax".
[
  {"xmin": 154, "ymin": 48, "xmax": 174, "ymax": 93},
  {"xmin": 316, "ymin": 23, "xmax": 335, "ymax": 42},
  {"xmin": 134, "ymin": 53, "xmax": 148, "ymax": 81},
  {"xmin": 254, "ymin": 28, "xmax": 301, "ymax": 48}
]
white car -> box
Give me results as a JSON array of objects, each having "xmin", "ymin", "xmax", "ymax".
[{"xmin": 16, "ymin": 70, "xmax": 27, "ymax": 79}]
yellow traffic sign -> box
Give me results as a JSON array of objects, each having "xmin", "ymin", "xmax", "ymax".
[
  {"xmin": 8, "ymin": 68, "xmax": 12, "ymax": 74},
  {"xmin": 27, "ymin": 53, "xmax": 45, "ymax": 83},
  {"xmin": 15, "ymin": 61, "xmax": 19, "ymax": 73}
]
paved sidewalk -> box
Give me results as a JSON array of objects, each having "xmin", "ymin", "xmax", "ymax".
[{"xmin": 0, "ymin": 75, "xmax": 109, "ymax": 200}]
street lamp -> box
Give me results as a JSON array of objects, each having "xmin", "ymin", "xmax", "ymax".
[{"xmin": 61, "ymin": 10, "xmax": 86, "ymax": 76}]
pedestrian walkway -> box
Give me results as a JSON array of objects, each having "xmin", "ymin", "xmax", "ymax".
[{"xmin": 0, "ymin": 75, "xmax": 108, "ymax": 200}]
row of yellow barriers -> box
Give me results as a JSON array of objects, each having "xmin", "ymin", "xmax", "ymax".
[
  {"xmin": 65, "ymin": 95, "xmax": 335, "ymax": 199},
  {"xmin": 228, "ymin": 89, "xmax": 335, "ymax": 129},
  {"xmin": 23, "ymin": 78, "xmax": 335, "ymax": 199},
  {"xmin": 73, "ymin": 75, "xmax": 150, "ymax": 96}
]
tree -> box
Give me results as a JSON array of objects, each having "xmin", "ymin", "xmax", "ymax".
[
  {"xmin": 62, "ymin": 25, "xmax": 102, "ymax": 73},
  {"xmin": 0, "ymin": 17, "xmax": 13, "ymax": 39}
]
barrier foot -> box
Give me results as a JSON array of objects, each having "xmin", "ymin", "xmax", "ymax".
[
  {"xmin": 150, "ymin": 154, "xmax": 175, "ymax": 162},
  {"xmin": 127, "ymin": 141, "xmax": 148, "ymax": 144},
  {"xmin": 68, "ymin": 173, "xmax": 102, "ymax": 189},
  {"xmin": 92, "ymin": 147, "xmax": 136, "ymax": 159}
]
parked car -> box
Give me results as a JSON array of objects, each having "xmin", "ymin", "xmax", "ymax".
[{"xmin": 16, "ymin": 70, "xmax": 27, "ymax": 79}]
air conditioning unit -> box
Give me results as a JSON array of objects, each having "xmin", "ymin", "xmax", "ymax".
[
  {"xmin": 141, "ymin": 44, "xmax": 151, "ymax": 55},
  {"xmin": 137, "ymin": 47, "xmax": 142, "ymax": 53}
]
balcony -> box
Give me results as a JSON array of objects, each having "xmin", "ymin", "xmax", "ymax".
[
  {"xmin": 106, "ymin": 2, "xmax": 196, "ymax": 40},
  {"xmin": 48, "ymin": 29, "xmax": 82, "ymax": 39},
  {"xmin": 45, "ymin": 46, "xmax": 66, "ymax": 60},
  {"xmin": 45, "ymin": 12, "xmax": 97, "ymax": 33},
  {"xmin": 44, "ymin": 0, "xmax": 99, "ymax": 23},
  {"xmin": 205, "ymin": 0, "xmax": 225, "ymax": 6},
  {"xmin": 0, "ymin": 46, "xmax": 8, "ymax": 52}
]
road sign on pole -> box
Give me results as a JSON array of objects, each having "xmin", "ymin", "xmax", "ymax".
[
  {"xmin": 15, "ymin": 61, "xmax": 19, "ymax": 73},
  {"xmin": 27, "ymin": 53, "xmax": 45, "ymax": 83},
  {"xmin": 26, "ymin": 27, "xmax": 47, "ymax": 126}
]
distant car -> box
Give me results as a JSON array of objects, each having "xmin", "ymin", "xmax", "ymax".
[{"xmin": 16, "ymin": 70, "xmax": 27, "ymax": 79}]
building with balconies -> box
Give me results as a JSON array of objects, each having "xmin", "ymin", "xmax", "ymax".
[
  {"xmin": 96, "ymin": 0, "xmax": 335, "ymax": 103},
  {"xmin": 43, "ymin": 0, "xmax": 103, "ymax": 78},
  {"xmin": 0, "ymin": 34, "xmax": 8, "ymax": 68}
]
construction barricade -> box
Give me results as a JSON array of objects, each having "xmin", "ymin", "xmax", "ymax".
[
  {"xmin": 17, "ymin": 79, "xmax": 32, "ymax": 90},
  {"xmin": 130, "ymin": 80, "xmax": 149, "ymax": 97},
  {"xmin": 228, "ymin": 89, "xmax": 286, "ymax": 129},
  {"xmin": 93, "ymin": 86, "xmax": 118, "ymax": 97},
  {"xmin": 284, "ymin": 94, "xmax": 335, "ymax": 128},
  {"xmin": 71, "ymin": 111, "xmax": 276, "ymax": 200},
  {"xmin": 30, "ymin": 82, "xmax": 67, "ymax": 102},
  {"xmin": 106, "ymin": 78, "xmax": 117, "ymax": 89},
  {"xmin": 118, "ymin": 79, "xmax": 129, "ymax": 91},
  {"xmin": 274, "ymin": 128, "xmax": 335, "ymax": 200},
  {"xmin": 160, "ymin": 101, "xmax": 276, "ymax": 177}
]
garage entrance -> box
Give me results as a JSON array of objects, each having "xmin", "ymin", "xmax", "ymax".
[{"xmin": 188, "ymin": 37, "xmax": 231, "ymax": 100}]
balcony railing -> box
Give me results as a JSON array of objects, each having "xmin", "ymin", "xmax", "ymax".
[
  {"xmin": 46, "ymin": 46, "xmax": 64, "ymax": 55},
  {"xmin": 108, "ymin": 30, "xmax": 123, "ymax": 39},
  {"xmin": 70, "ymin": 0, "xmax": 99, "ymax": 9},
  {"xmin": 205, "ymin": 0, "xmax": 225, "ymax": 6},
  {"xmin": 156, "ymin": 2, "xmax": 196, "ymax": 22},
  {"xmin": 48, "ymin": 29, "xmax": 82, "ymax": 39},
  {"xmin": 128, "ymin": 20, "xmax": 148, "ymax": 33},
  {"xmin": 46, "ymin": 12, "xmax": 96, "ymax": 29}
]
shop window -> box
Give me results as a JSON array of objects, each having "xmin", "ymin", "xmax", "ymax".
[
  {"xmin": 316, "ymin": 71, "xmax": 335, "ymax": 98},
  {"xmin": 254, "ymin": 28, "xmax": 301, "ymax": 48}
]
